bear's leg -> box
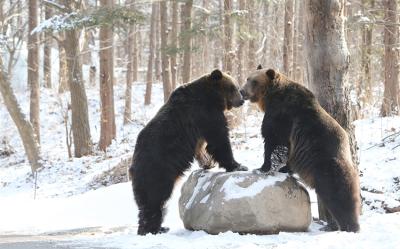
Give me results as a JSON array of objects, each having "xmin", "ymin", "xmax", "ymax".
[
  {"xmin": 314, "ymin": 163, "xmax": 360, "ymax": 232},
  {"xmin": 133, "ymin": 172, "xmax": 176, "ymax": 235}
]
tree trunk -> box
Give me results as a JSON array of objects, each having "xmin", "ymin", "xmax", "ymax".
[
  {"xmin": 144, "ymin": 3, "xmax": 157, "ymax": 105},
  {"xmin": 237, "ymin": 0, "xmax": 246, "ymax": 85},
  {"xmin": 154, "ymin": 3, "xmax": 161, "ymax": 82},
  {"xmin": 359, "ymin": 0, "xmax": 374, "ymax": 105},
  {"xmin": 160, "ymin": 1, "xmax": 172, "ymax": 102},
  {"xmin": 124, "ymin": 0, "xmax": 137, "ymax": 125},
  {"xmin": 99, "ymin": 0, "xmax": 116, "ymax": 150},
  {"xmin": 58, "ymin": 36, "xmax": 69, "ymax": 93},
  {"xmin": 28, "ymin": 0, "xmax": 40, "ymax": 143},
  {"xmin": 247, "ymin": 0, "xmax": 255, "ymax": 72},
  {"xmin": 296, "ymin": 0, "xmax": 305, "ymax": 83},
  {"xmin": 270, "ymin": 3, "xmax": 280, "ymax": 69},
  {"xmin": 0, "ymin": 58, "xmax": 42, "ymax": 172},
  {"xmin": 223, "ymin": 0, "xmax": 233, "ymax": 74},
  {"xmin": 381, "ymin": 0, "xmax": 399, "ymax": 116},
  {"xmin": 124, "ymin": 26, "xmax": 134, "ymax": 125},
  {"xmin": 64, "ymin": 28, "xmax": 93, "ymax": 157},
  {"xmin": 170, "ymin": 0, "xmax": 178, "ymax": 89},
  {"xmin": 43, "ymin": 5, "xmax": 52, "ymax": 89},
  {"xmin": 201, "ymin": 0, "xmax": 209, "ymax": 77},
  {"xmin": 181, "ymin": 0, "xmax": 193, "ymax": 83},
  {"xmin": 283, "ymin": 0, "xmax": 294, "ymax": 76},
  {"xmin": 305, "ymin": 0, "xmax": 357, "ymax": 226},
  {"xmin": 261, "ymin": 1, "xmax": 270, "ymax": 66}
]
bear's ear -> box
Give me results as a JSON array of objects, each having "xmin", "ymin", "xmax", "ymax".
[
  {"xmin": 266, "ymin": 69, "xmax": 276, "ymax": 80},
  {"xmin": 257, "ymin": 64, "xmax": 263, "ymax": 70},
  {"xmin": 210, "ymin": 69, "xmax": 223, "ymax": 80}
]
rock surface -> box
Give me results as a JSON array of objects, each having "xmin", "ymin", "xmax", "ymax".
[{"xmin": 179, "ymin": 170, "xmax": 311, "ymax": 235}]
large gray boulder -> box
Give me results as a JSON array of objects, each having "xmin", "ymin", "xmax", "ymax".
[{"xmin": 179, "ymin": 170, "xmax": 311, "ymax": 235}]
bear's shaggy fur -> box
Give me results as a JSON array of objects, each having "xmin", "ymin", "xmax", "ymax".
[
  {"xmin": 129, "ymin": 69, "xmax": 247, "ymax": 235},
  {"xmin": 240, "ymin": 67, "xmax": 361, "ymax": 232}
]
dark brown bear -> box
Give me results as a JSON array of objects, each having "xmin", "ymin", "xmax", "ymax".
[
  {"xmin": 240, "ymin": 66, "xmax": 361, "ymax": 232},
  {"xmin": 129, "ymin": 69, "xmax": 248, "ymax": 235}
]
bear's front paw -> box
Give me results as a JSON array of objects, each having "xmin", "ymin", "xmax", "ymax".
[
  {"xmin": 258, "ymin": 162, "xmax": 272, "ymax": 173},
  {"xmin": 225, "ymin": 162, "xmax": 248, "ymax": 172},
  {"xmin": 232, "ymin": 164, "xmax": 248, "ymax": 171},
  {"xmin": 278, "ymin": 165, "xmax": 292, "ymax": 174}
]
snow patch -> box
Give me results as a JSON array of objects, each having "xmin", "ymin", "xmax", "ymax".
[{"xmin": 222, "ymin": 173, "xmax": 288, "ymax": 201}]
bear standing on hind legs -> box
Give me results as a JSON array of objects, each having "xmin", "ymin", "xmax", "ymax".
[
  {"xmin": 240, "ymin": 66, "xmax": 361, "ymax": 232},
  {"xmin": 129, "ymin": 69, "xmax": 248, "ymax": 235}
]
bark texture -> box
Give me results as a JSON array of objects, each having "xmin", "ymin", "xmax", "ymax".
[
  {"xmin": 223, "ymin": 0, "xmax": 233, "ymax": 74},
  {"xmin": 160, "ymin": 0, "xmax": 172, "ymax": 102},
  {"xmin": 283, "ymin": 0, "xmax": 294, "ymax": 76},
  {"xmin": 28, "ymin": 0, "xmax": 40, "ymax": 143},
  {"xmin": 181, "ymin": 0, "xmax": 193, "ymax": 83},
  {"xmin": 43, "ymin": 5, "xmax": 52, "ymax": 89},
  {"xmin": 64, "ymin": 28, "xmax": 93, "ymax": 157},
  {"xmin": 99, "ymin": 0, "xmax": 116, "ymax": 150},
  {"xmin": 170, "ymin": 0, "xmax": 178, "ymax": 90},
  {"xmin": 144, "ymin": 3, "xmax": 157, "ymax": 105}
]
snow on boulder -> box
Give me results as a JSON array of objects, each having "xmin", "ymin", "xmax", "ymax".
[{"xmin": 179, "ymin": 170, "xmax": 311, "ymax": 235}]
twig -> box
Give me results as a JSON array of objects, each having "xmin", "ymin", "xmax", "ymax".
[{"xmin": 392, "ymin": 144, "xmax": 400, "ymax": 150}]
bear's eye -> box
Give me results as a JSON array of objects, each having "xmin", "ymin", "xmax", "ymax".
[{"xmin": 251, "ymin": 80, "xmax": 257, "ymax": 86}]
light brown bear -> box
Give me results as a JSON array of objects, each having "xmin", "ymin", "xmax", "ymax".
[{"xmin": 240, "ymin": 66, "xmax": 361, "ymax": 232}]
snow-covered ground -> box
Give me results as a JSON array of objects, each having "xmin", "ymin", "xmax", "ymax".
[{"xmin": 1, "ymin": 82, "xmax": 400, "ymax": 248}]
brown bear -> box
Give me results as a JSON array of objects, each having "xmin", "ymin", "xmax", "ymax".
[
  {"xmin": 129, "ymin": 69, "xmax": 248, "ymax": 235},
  {"xmin": 240, "ymin": 66, "xmax": 361, "ymax": 232}
]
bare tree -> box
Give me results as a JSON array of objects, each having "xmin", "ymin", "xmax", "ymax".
[
  {"xmin": 160, "ymin": 0, "xmax": 172, "ymax": 102},
  {"xmin": 28, "ymin": 0, "xmax": 40, "ymax": 143},
  {"xmin": 305, "ymin": 0, "xmax": 357, "ymax": 227},
  {"xmin": 381, "ymin": 0, "xmax": 399, "ymax": 116},
  {"xmin": 144, "ymin": 3, "xmax": 157, "ymax": 105},
  {"xmin": 181, "ymin": 0, "xmax": 193, "ymax": 83},
  {"xmin": 99, "ymin": 0, "xmax": 116, "ymax": 150},
  {"xmin": 283, "ymin": 0, "xmax": 294, "ymax": 76}
]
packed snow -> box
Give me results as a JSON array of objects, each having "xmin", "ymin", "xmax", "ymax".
[
  {"xmin": 221, "ymin": 172, "xmax": 288, "ymax": 201},
  {"xmin": 1, "ymin": 77, "xmax": 400, "ymax": 248}
]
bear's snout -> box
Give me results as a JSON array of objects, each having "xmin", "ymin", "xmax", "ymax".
[{"xmin": 240, "ymin": 89, "xmax": 249, "ymax": 100}]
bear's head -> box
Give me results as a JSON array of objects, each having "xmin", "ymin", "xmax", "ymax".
[
  {"xmin": 240, "ymin": 65, "xmax": 278, "ymax": 111},
  {"xmin": 209, "ymin": 69, "xmax": 244, "ymax": 110}
]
